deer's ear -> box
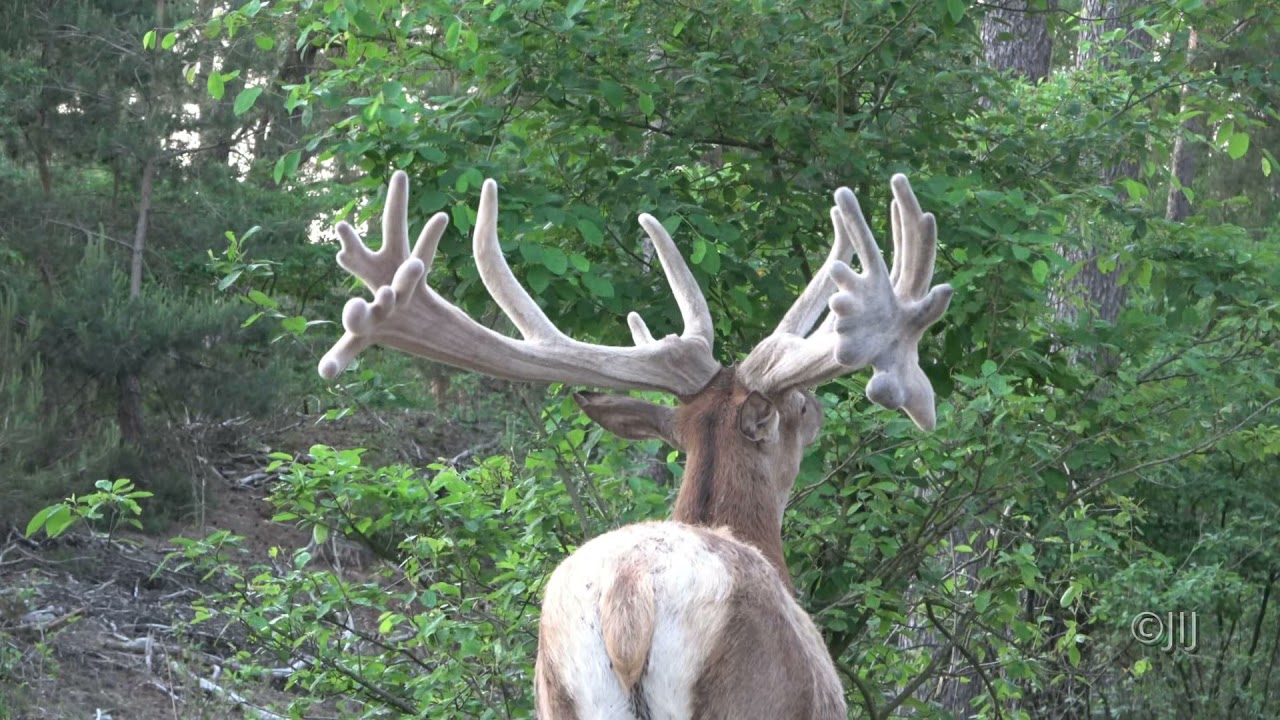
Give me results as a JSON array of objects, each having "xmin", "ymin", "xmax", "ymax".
[
  {"xmin": 574, "ymin": 392, "xmax": 680, "ymax": 449},
  {"xmin": 737, "ymin": 391, "xmax": 779, "ymax": 443}
]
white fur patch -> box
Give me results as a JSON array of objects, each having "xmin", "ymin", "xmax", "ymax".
[{"xmin": 539, "ymin": 522, "xmax": 734, "ymax": 719}]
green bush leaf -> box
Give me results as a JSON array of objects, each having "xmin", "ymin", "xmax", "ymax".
[
  {"xmin": 234, "ymin": 87, "xmax": 263, "ymax": 116},
  {"xmin": 1032, "ymin": 259, "xmax": 1049, "ymax": 284},
  {"xmin": 577, "ymin": 219, "xmax": 603, "ymax": 245},
  {"xmin": 1228, "ymin": 130, "xmax": 1250, "ymax": 159},
  {"xmin": 45, "ymin": 505, "xmax": 75, "ymax": 537},
  {"xmin": 26, "ymin": 505, "xmax": 56, "ymax": 537},
  {"xmin": 541, "ymin": 247, "xmax": 569, "ymax": 275},
  {"xmin": 207, "ymin": 70, "xmax": 225, "ymax": 100}
]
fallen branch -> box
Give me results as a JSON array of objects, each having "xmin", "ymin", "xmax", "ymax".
[
  {"xmin": 447, "ymin": 438, "xmax": 501, "ymax": 467},
  {"xmin": 168, "ymin": 659, "xmax": 288, "ymax": 720}
]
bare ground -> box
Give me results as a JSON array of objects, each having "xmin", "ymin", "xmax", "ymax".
[{"xmin": 0, "ymin": 407, "xmax": 501, "ymax": 720}]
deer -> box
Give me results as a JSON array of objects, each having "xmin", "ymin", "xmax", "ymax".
[{"xmin": 318, "ymin": 170, "xmax": 953, "ymax": 719}]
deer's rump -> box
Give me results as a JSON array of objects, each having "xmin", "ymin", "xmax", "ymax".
[{"xmin": 535, "ymin": 522, "xmax": 846, "ymax": 720}]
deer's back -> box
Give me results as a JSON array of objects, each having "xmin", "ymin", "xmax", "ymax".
[{"xmin": 535, "ymin": 522, "xmax": 845, "ymax": 720}]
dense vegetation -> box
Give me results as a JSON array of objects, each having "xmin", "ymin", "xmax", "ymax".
[{"xmin": 2, "ymin": 0, "xmax": 1278, "ymax": 717}]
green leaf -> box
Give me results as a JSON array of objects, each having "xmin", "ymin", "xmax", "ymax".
[
  {"xmin": 1134, "ymin": 259, "xmax": 1153, "ymax": 289},
  {"xmin": 255, "ymin": 34, "xmax": 275, "ymax": 50},
  {"xmin": 217, "ymin": 269, "xmax": 243, "ymax": 291},
  {"xmin": 946, "ymin": 0, "xmax": 966, "ymax": 23},
  {"xmin": 161, "ymin": 32, "xmax": 177, "ymax": 50},
  {"xmin": 577, "ymin": 219, "xmax": 604, "ymax": 245},
  {"xmin": 26, "ymin": 505, "xmax": 56, "ymax": 537},
  {"xmin": 691, "ymin": 237, "xmax": 707, "ymax": 264},
  {"xmin": 639, "ymin": 94, "xmax": 655, "ymax": 117},
  {"xmin": 566, "ymin": 0, "xmax": 587, "ymax": 18},
  {"xmin": 1120, "ymin": 178, "xmax": 1147, "ymax": 201},
  {"xmin": 1060, "ymin": 583, "xmax": 1080, "ymax": 607},
  {"xmin": 1031, "ymin": 259, "xmax": 1049, "ymax": 284},
  {"xmin": 143, "ymin": 30, "xmax": 156, "ymax": 50},
  {"xmin": 45, "ymin": 505, "xmax": 75, "ymax": 538},
  {"xmin": 282, "ymin": 315, "xmax": 308, "ymax": 335},
  {"xmin": 456, "ymin": 167, "xmax": 484, "ymax": 193},
  {"xmin": 1263, "ymin": 156, "xmax": 1273, "ymax": 177},
  {"xmin": 445, "ymin": 20, "xmax": 461, "ymax": 50},
  {"xmin": 600, "ymin": 80, "xmax": 625, "ymax": 109},
  {"xmin": 274, "ymin": 149, "xmax": 302, "ymax": 184},
  {"xmin": 247, "ymin": 289, "xmax": 277, "ymax": 310},
  {"xmin": 233, "ymin": 87, "xmax": 263, "ymax": 116},
  {"xmin": 542, "ymin": 247, "xmax": 569, "ymax": 275},
  {"xmin": 207, "ymin": 71, "xmax": 225, "ymax": 100},
  {"xmin": 582, "ymin": 274, "xmax": 614, "ymax": 298},
  {"xmin": 1228, "ymin": 131, "xmax": 1250, "ymax": 160},
  {"xmin": 312, "ymin": 523, "xmax": 329, "ymax": 545},
  {"xmin": 527, "ymin": 266, "xmax": 551, "ymax": 293}
]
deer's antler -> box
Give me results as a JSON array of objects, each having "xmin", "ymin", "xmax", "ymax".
[
  {"xmin": 738, "ymin": 175, "xmax": 952, "ymax": 430},
  {"xmin": 318, "ymin": 171, "xmax": 722, "ymax": 396}
]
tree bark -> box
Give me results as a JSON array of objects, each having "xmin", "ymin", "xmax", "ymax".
[
  {"xmin": 1055, "ymin": 0, "xmax": 1152, "ymax": 332},
  {"xmin": 119, "ymin": 158, "xmax": 156, "ymax": 445},
  {"xmin": 1166, "ymin": 28, "xmax": 1201, "ymax": 223},
  {"xmin": 982, "ymin": 0, "xmax": 1055, "ymax": 82},
  {"xmin": 129, "ymin": 159, "xmax": 155, "ymax": 299}
]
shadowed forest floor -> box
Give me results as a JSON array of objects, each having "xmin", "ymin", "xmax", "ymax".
[{"xmin": 0, "ymin": 409, "xmax": 496, "ymax": 719}]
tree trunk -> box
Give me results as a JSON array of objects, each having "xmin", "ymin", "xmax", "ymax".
[
  {"xmin": 1167, "ymin": 28, "xmax": 1201, "ymax": 223},
  {"xmin": 117, "ymin": 372, "xmax": 146, "ymax": 445},
  {"xmin": 119, "ymin": 158, "xmax": 156, "ymax": 445},
  {"xmin": 981, "ymin": 0, "xmax": 1054, "ymax": 82},
  {"xmin": 129, "ymin": 159, "xmax": 155, "ymax": 299},
  {"xmin": 1055, "ymin": 0, "xmax": 1152, "ymax": 333}
]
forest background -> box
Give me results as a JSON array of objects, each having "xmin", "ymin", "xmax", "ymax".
[{"xmin": 1, "ymin": 0, "xmax": 1278, "ymax": 718}]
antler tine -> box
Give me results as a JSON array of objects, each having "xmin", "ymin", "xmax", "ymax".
[
  {"xmin": 318, "ymin": 172, "xmax": 722, "ymax": 396},
  {"xmin": 771, "ymin": 207, "xmax": 855, "ymax": 337},
  {"xmin": 889, "ymin": 173, "xmax": 938, "ymax": 300},
  {"xmin": 636, "ymin": 214, "xmax": 716, "ymax": 346},
  {"xmin": 473, "ymin": 179, "xmax": 561, "ymax": 342},
  {"xmin": 739, "ymin": 175, "xmax": 952, "ymax": 431}
]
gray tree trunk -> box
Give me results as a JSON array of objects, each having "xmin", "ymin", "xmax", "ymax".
[
  {"xmin": 982, "ymin": 0, "xmax": 1054, "ymax": 82},
  {"xmin": 120, "ymin": 158, "xmax": 156, "ymax": 445},
  {"xmin": 1055, "ymin": 0, "xmax": 1151, "ymax": 332},
  {"xmin": 1167, "ymin": 28, "xmax": 1201, "ymax": 223}
]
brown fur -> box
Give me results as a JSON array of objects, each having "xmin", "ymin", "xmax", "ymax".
[
  {"xmin": 670, "ymin": 368, "xmax": 821, "ymax": 589},
  {"xmin": 689, "ymin": 528, "xmax": 845, "ymax": 719},
  {"xmin": 535, "ymin": 625, "xmax": 578, "ymax": 720},
  {"xmin": 600, "ymin": 556, "xmax": 656, "ymax": 693}
]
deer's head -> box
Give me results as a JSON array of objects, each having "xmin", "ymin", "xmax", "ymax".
[{"xmin": 319, "ymin": 171, "xmax": 951, "ymax": 583}]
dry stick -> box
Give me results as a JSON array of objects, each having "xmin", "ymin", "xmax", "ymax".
[
  {"xmin": 447, "ymin": 438, "xmax": 501, "ymax": 468},
  {"xmin": 167, "ymin": 660, "xmax": 288, "ymax": 720},
  {"xmin": 921, "ymin": 603, "xmax": 1004, "ymax": 720},
  {"xmin": 876, "ymin": 605, "xmax": 965, "ymax": 718}
]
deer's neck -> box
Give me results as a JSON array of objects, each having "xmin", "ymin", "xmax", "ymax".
[{"xmin": 673, "ymin": 440, "xmax": 793, "ymax": 591}]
